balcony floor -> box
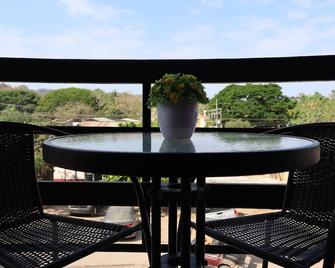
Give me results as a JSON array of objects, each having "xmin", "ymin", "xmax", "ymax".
[{"xmin": 67, "ymin": 253, "xmax": 323, "ymax": 267}]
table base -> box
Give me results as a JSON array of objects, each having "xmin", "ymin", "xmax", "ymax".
[
  {"xmin": 151, "ymin": 177, "xmax": 206, "ymax": 268},
  {"xmin": 159, "ymin": 254, "xmax": 204, "ymax": 268}
]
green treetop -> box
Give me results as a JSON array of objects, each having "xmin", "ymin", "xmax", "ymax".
[
  {"xmin": 210, "ymin": 83, "xmax": 295, "ymax": 128},
  {"xmin": 0, "ymin": 88, "xmax": 40, "ymax": 113},
  {"xmin": 36, "ymin": 87, "xmax": 98, "ymax": 112}
]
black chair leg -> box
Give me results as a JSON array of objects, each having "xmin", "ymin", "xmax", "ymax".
[
  {"xmin": 195, "ymin": 176, "xmax": 206, "ymax": 266},
  {"xmin": 130, "ymin": 176, "xmax": 152, "ymax": 266},
  {"xmin": 262, "ymin": 260, "xmax": 268, "ymax": 268},
  {"xmin": 168, "ymin": 177, "xmax": 178, "ymax": 260}
]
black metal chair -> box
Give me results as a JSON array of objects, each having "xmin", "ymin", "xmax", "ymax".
[
  {"xmin": 0, "ymin": 122, "xmax": 141, "ymax": 268},
  {"xmin": 202, "ymin": 123, "xmax": 335, "ymax": 268}
]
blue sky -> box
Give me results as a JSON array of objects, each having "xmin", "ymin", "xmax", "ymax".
[{"xmin": 2, "ymin": 0, "xmax": 335, "ymax": 97}]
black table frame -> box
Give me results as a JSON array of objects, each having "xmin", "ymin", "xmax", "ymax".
[{"xmin": 43, "ymin": 132, "xmax": 320, "ymax": 268}]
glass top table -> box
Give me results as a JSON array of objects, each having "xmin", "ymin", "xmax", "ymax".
[
  {"xmin": 43, "ymin": 132, "xmax": 320, "ymax": 267},
  {"xmin": 43, "ymin": 131, "xmax": 320, "ymax": 268},
  {"xmin": 43, "ymin": 132, "xmax": 320, "ymax": 177}
]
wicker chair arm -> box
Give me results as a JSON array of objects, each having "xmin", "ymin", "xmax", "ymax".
[
  {"xmin": 323, "ymin": 209, "xmax": 335, "ymax": 268},
  {"xmin": 31, "ymin": 124, "xmax": 69, "ymax": 136}
]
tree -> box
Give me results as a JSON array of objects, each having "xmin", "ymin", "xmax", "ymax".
[
  {"xmin": 0, "ymin": 89, "xmax": 40, "ymax": 113},
  {"xmin": 53, "ymin": 102, "xmax": 95, "ymax": 121},
  {"xmin": 96, "ymin": 92, "xmax": 142, "ymax": 120},
  {"xmin": 210, "ymin": 84, "xmax": 295, "ymax": 127},
  {"xmin": 225, "ymin": 119, "xmax": 252, "ymax": 128},
  {"xmin": 34, "ymin": 134, "xmax": 54, "ymax": 180},
  {"xmin": 113, "ymin": 93, "xmax": 142, "ymax": 120},
  {"xmin": 91, "ymin": 90, "xmax": 142, "ymax": 120},
  {"xmin": 36, "ymin": 87, "xmax": 97, "ymax": 112},
  {"xmin": 118, "ymin": 121, "xmax": 140, "ymax": 127},
  {"xmin": 0, "ymin": 106, "xmax": 33, "ymax": 123},
  {"xmin": 91, "ymin": 89, "xmax": 117, "ymax": 117},
  {"xmin": 290, "ymin": 93, "xmax": 335, "ymax": 124},
  {"xmin": 91, "ymin": 88, "xmax": 116, "ymax": 112}
]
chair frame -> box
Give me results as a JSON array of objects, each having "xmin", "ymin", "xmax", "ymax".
[
  {"xmin": 204, "ymin": 123, "xmax": 335, "ymax": 268},
  {"xmin": 0, "ymin": 122, "xmax": 142, "ymax": 268}
]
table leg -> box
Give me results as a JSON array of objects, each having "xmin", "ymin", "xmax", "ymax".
[
  {"xmin": 130, "ymin": 176, "xmax": 152, "ymax": 266},
  {"xmin": 180, "ymin": 177, "xmax": 192, "ymax": 268},
  {"xmin": 168, "ymin": 177, "xmax": 178, "ymax": 262},
  {"xmin": 151, "ymin": 176, "xmax": 161, "ymax": 267},
  {"xmin": 196, "ymin": 176, "xmax": 206, "ymax": 266}
]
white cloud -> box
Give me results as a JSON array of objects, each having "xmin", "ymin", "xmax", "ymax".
[
  {"xmin": 201, "ymin": 0, "xmax": 224, "ymax": 7},
  {"xmin": 0, "ymin": 1, "xmax": 145, "ymax": 59},
  {"xmin": 155, "ymin": 25, "xmax": 226, "ymax": 58},
  {"xmin": 292, "ymin": 0, "xmax": 335, "ymax": 8},
  {"xmin": 293, "ymin": 0, "xmax": 314, "ymax": 8},
  {"xmin": 161, "ymin": 12, "xmax": 335, "ymax": 59},
  {"xmin": 225, "ymin": 16, "xmax": 335, "ymax": 57},
  {"xmin": 58, "ymin": 0, "xmax": 130, "ymax": 21},
  {"xmin": 189, "ymin": 8, "xmax": 201, "ymax": 15},
  {"xmin": 304, "ymin": 15, "xmax": 335, "ymax": 27},
  {"xmin": 2, "ymin": 1, "xmax": 335, "ymax": 61},
  {"xmin": 238, "ymin": 0, "xmax": 276, "ymax": 5},
  {"xmin": 137, "ymin": 8, "xmax": 335, "ymax": 60},
  {"xmin": 0, "ymin": 25, "xmax": 146, "ymax": 59},
  {"xmin": 244, "ymin": 17, "xmax": 279, "ymax": 33},
  {"xmin": 287, "ymin": 10, "xmax": 309, "ymax": 20},
  {"xmin": 171, "ymin": 25, "xmax": 215, "ymax": 43},
  {"xmin": 50, "ymin": 27, "xmax": 145, "ymax": 58}
]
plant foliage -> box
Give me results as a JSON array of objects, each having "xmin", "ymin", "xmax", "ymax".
[{"xmin": 147, "ymin": 73, "xmax": 209, "ymax": 107}]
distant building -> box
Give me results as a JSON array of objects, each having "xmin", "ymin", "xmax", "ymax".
[{"xmin": 76, "ymin": 117, "xmax": 140, "ymax": 127}]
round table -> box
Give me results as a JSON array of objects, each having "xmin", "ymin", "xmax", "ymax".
[{"xmin": 43, "ymin": 132, "xmax": 320, "ymax": 268}]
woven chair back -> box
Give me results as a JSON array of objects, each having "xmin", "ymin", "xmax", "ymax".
[
  {"xmin": 0, "ymin": 122, "xmax": 42, "ymax": 226},
  {"xmin": 270, "ymin": 123, "xmax": 335, "ymax": 228}
]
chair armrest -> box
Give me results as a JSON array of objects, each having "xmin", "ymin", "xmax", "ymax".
[{"xmin": 324, "ymin": 209, "xmax": 335, "ymax": 268}]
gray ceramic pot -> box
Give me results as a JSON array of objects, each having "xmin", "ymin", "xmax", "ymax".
[
  {"xmin": 157, "ymin": 103, "xmax": 198, "ymax": 140},
  {"xmin": 159, "ymin": 139, "xmax": 196, "ymax": 152}
]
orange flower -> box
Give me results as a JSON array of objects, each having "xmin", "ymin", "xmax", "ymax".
[{"xmin": 170, "ymin": 92, "xmax": 178, "ymax": 103}]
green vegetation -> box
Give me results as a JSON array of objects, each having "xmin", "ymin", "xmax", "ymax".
[
  {"xmin": 53, "ymin": 102, "xmax": 95, "ymax": 121},
  {"xmin": 103, "ymin": 175, "xmax": 131, "ymax": 182},
  {"xmin": 1, "ymin": 82, "xmax": 335, "ymax": 181},
  {"xmin": 34, "ymin": 134, "xmax": 54, "ymax": 180},
  {"xmin": 36, "ymin": 87, "xmax": 98, "ymax": 112},
  {"xmin": 0, "ymin": 82, "xmax": 334, "ymax": 128},
  {"xmin": 0, "ymin": 107, "xmax": 33, "ymax": 123},
  {"xmin": 290, "ymin": 92, "xmax": 335, "ymax": 124},
  {"xmin": 118, "ymin": 121, "xmax": 141, "ymax": 127},
  {"xmin": 0, "ymin": 84, "xmax": 143, "ymax": 180},
  {"xmin": 209, "ymin": 84, "xmax": 295, "ymax": 128},
  {"xmin": 110, "ymin": 92, "xmax": 142, "ymax": 119},
  {"xmin": 225, "ymin": 119, "xmax": 252, "ymax": 128},
  {"xmin": 0, "ymin": 85, "xmax": 142, "ymax": 124},
  {"xmin": 0, "ymin": 88, "xmax": 40, "ymax": 113}
]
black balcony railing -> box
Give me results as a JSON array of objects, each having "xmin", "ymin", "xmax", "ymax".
[
  {"xmin": 1, "ymin": 55, "xmax": 334, "ymax": 254},
  {"xmin": 1, "ymin": 55, "xmax": 335, "ymax": 131}
]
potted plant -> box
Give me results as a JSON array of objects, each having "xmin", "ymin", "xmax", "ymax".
[{"xmin": 148, "ymin": 73, "xmax": 208, "ymax": 140}]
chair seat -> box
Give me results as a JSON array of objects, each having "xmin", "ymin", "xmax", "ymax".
[
  {"xmin": 204, "ymin": 211, "xmax": 328, "ymax": 268},
  {"xmin": 0, "ymin": 212, "xmax": 140, "ymax": 268}
]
